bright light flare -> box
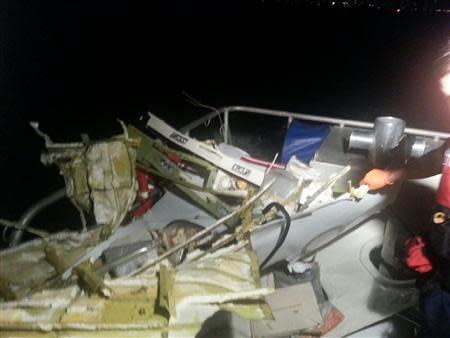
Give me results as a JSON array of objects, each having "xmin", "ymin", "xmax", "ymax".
[{"xmin": 441, "ymin": 71, "xmax": 450, "ymax": 97}]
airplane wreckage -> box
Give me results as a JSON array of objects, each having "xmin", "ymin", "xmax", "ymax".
[{"xmin": 1, "ymin": 106, "xmax": 449, "ymax": 337}]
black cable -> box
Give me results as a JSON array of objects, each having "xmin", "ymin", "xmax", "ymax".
[{"xmin": 259, "ymin": 202, "xmax": 291, "ymax": 269}]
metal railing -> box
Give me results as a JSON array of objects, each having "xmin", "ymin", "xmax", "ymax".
[{"xmin": 181, "ymin": 105, "xmax": 450, "ymax": 142}]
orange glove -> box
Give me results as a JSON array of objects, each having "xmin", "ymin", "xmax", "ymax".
[{"xmin": 359, "ymin": 169, "xmax": 394, "ymax": 191}]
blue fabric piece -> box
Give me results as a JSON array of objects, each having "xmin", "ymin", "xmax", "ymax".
[
  {"xmin": 281, "ymin": 120, "xmax": 330, "ymax": 164},
  {"xmin": 420, "ymin": 281, "xmax": 450, "ymax": 338}
]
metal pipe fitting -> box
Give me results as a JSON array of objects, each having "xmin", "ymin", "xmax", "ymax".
[
  {"xmin": 348, "ymin": 116, "xmax": 406, "ymax": 166},
  {"xmin": 372, "ymin": 116, "xmax": 406, "ymax": 165},
  {"xmin": 410, "ymin": 137, "xmax": 426, "ymax": 158},
  {"xmin": 348, "ymin": 130, "xmax": 374, "ymax": 151}
]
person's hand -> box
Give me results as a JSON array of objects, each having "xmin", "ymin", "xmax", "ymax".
[{"xmin": 359, "ymin": 169, "xmax": 392, "ymax": 191}]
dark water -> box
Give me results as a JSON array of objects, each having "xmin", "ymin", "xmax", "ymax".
[{"xmin": 1, "ymin": 1, "xmax": 449, "ymax": 225}]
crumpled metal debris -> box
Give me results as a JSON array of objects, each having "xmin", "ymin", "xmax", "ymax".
[
  {"xmin": 0, "ymin": 244, "xmax": 272, "ymax": 338},
  {"xmin": 0, "ymin": 177, "xmax": 270, "ymax": 303},
  {"xmin": 145, "ymin": 113, "xmax": 266, "ymax": 186},
  {"xmin": 127, "ymin": 125, "xmax": 246, "ymax": 227},
  {"xmin": 159, "ymin": 220, "xmax": 207, "ymax": 266},
  {"xmin": 0, "ymin": 113, "xmax": 380, "ymax": 338},
  {"xmin": 0, "ymin": 228, "xmax": 104, "ymax": 300},
  {"xmin": 33, "ymin": 122, "xmax": 139, "ymax": 237},
  {"xmin": 163, "ymin": 245, "xmax": 273, "ymax": 338}
]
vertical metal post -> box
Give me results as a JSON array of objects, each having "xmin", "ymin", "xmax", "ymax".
[
  {"xmin": 287, "ymin": 116, "xmax": 293, "ymax": 128},
  {"xmin": 224, "ymin": 109, "xmax": 230, "ymax": 144},
  {"xmin": 379, "ymin": 216, "xmax": 415, "ymax": 279}
]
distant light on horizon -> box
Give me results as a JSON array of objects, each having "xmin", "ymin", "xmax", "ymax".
[{"xmin": 263, "ymin": 0, "xmax": 450, "ymax": 12}]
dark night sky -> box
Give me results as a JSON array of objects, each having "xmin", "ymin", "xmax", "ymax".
[{"xmin": 0, "ymin": 1, "xmax": 449, "ymax": 222}]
